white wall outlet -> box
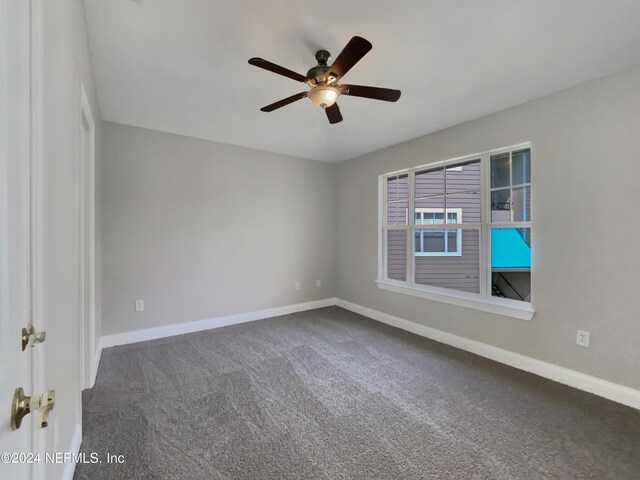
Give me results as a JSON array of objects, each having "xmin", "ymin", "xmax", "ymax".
[
  {"xmin": 295, "ymin": 282, "xmax": 300, "ymax": 290},
  {"xmin": 135, "ymin": 299, "xmax": 144, "ymax": 312},
  {"xmin": 316, "ymin": 279, "xmax": 322, "ymax": 288},
  {"xmin": 576, "ymin": 330, "xmax": 590, "ymax": 347}
]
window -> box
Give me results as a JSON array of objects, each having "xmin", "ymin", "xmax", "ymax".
[
  {"xmin": 414, "ymin": 208, "xmax": 462, "ymax": 256},
  {"xmin": 490, "ymin": 148, "xmax": 531, "ymax": 302},
  {"xmin": 379, "ymin": 144, "xmax": 532, "ymax": 319}
]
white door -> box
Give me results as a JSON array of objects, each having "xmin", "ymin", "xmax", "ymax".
[{"xmin": 1, "ymin": 1, "xmax": 38, "ymax": 478}]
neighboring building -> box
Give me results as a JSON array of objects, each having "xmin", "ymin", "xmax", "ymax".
[{"xmin": 387, "ymin": 151, "xmax": 531, "ymax": 301}]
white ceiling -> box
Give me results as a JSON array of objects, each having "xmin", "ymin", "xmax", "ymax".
[{"xmin": 84, "ymin": 0, "xmax": 640, "ymax": 162}]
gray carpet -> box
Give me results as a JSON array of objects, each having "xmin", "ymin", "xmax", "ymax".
[{"xmin": 75, "ymin": 307, "xmax": 640, "ymax": 479}]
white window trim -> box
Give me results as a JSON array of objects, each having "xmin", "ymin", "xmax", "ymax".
[
  {"xmin": 376, "ymin": 278, "xmax": 534, "ymax": 320},
  {"xmin": 414, "ymin": 208, "xmax": 462, "ymax": 257},
  {"xmin": 378, "ymin": 142, "xmax": 534, "ymax": 321}
]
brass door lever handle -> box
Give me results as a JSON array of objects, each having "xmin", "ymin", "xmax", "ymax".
[
  {"xmin": 21, "ymin": 325, "xmax": 46, "ymax": 351},
  {"xmin": 11, "ymin": 387, "xmax": 56, "ymax": 430}
]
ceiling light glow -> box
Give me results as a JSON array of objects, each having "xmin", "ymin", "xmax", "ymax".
[{"xmin": 307, "ymin": 85, "xmax": 339, "ymax": 108}]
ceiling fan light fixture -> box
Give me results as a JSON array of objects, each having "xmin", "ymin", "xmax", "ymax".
[
  {"xmin": 249, "ymin": 36, "xmax": 401, "ymax": 124},
  {"xmin": 307, "ymin": 85, "xmax": 340, "ymax": 109}
]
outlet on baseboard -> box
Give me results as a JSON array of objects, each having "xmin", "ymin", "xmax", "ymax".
[
  {"xmin": 135, "ymin": 299, "xmax": 144, "ymax": 312},
  {"xmin": 295, "ymin": 282, "xmax": 300, "ymax": 291},
  {"xmin": 576, "ymin": 330, "xmax": 590, "ymax": 347},
  {"xmin": 316, "ymin": 279, "xmax": 322, "ymax": 288}
]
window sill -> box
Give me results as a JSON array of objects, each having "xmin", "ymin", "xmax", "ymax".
[{"xmin": 376, "ymin": 279, "xmax": 534, "ymax": 321}]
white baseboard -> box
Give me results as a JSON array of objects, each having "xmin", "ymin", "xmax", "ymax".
[
  {"xmin": 61, "ymin": 422, "xmax": 82, "ymax": 480},
  {"xmin": 335, "ymin": 298, "xmax": 640, "ymax": 410},
  {"xmin": 97, "ymin": 295, "xmax": 639, "ymax": 410},
  {"xmin": 101, "ymin": 298, "xmax": 337, "ymax": 348}
]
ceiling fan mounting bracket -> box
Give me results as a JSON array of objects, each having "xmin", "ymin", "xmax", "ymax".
[{"xmin": 315, "ymin": 49, "xmax": 331, "ymax": 66}]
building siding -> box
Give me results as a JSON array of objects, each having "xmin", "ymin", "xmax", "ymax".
[
  {"xmin": 415, "ymin": 230, "xmax": 480, "ymax": 293},
  {"xmin": 387, "ymin": 230, "xmax": 407, "ymax": 281},
  {"xmin": 387, "ymin": 161, "xmax": 482, "ymax": 292},
  {"xmin": 414, "ymin": 161, "xmax": 481, "ymax": 292}
]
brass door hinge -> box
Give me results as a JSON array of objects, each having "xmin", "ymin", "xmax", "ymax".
[{"xmin": 21, "ymin": 324, "xmax": 46, "ymax": 351}]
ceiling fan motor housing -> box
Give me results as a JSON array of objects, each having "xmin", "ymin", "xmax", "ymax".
[
  {"xmin": 315, "ymin": 49, "xmax": 331, "ymax": 66},
  {"xmin": 306, "ymin": 50, "xmax": 335, "ymax": 86}
]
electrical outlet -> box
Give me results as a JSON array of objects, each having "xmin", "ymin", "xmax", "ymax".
[
  {"xmin": 295, "ymin": 282, "xmax": 300, "ymax": 290},
  {"xmin": 576, "ymin": 330, "xmax": 590, "ymax": 347},
  {"xmin": 316, "ymin": 279, "xmax": 322, "ymax": 288},
  {"xmin": 135, "ymin": 299, "xmax": 144, "ymax": 312}
]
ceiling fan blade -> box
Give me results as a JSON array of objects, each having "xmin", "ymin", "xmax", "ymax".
[
  {"xmin": 248, "ymin": 57, "xmax": 307, "ymax": 83},
  {"xmin": 327, "ymin": 36, "xmax": 372, "ymax": 81},
  {"xmin": 340, "ymin": 84, "xmax": 401, "ymax": 102},
  {"xmin": 325, "ymin": 103, "xmax": 343, "ymax": 124},
  {"xmin": 260, "ymin": 92, "xmax": 308, "ymax": 112}
]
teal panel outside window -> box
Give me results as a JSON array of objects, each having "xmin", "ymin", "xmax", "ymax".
[{"xmin": 491, "ymin": 228, "xmax": 531, "ymax": 269}]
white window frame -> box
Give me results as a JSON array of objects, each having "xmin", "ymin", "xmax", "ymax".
[
  {"xmin": 414, "ymin": 208, "xmax": 462, "ymax": 257},
  {"xmin": 377, "ymin": 142, "xmax": 534, "ymax": 321}
]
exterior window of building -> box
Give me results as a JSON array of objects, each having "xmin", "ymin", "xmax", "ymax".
[
  {"xmin": 414, "ymin": 208, "xmax": 462, "ymax": 256},
  {"xmin": 380, "ymin": 144, "xmax": 532, "ymax": 311}
]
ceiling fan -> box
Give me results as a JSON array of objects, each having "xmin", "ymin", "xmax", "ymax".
[{"xmin": 248, "ymin": 36, "xmax": 401, "ymax": 124}]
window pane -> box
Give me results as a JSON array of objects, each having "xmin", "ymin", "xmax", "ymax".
[
  {"xmin": 414, "ymin": 198, "xmax": 444, "ymax": 222},
  {"xmin": 386, "ymin": 174, "xmax": 408, "ymax": 226},
  {"xmin": 387, "ymin": 174, "xmax": 408, "ymax": 197},
  {"xmin": 447, "ymin": 230, "xmax": 458, "ymax": 252},
  {"xmin": 445, "ymin": 191, "xmax": 481, "ymax": 223},
  {"xmin": 512, "ymin": 186, "xmax": 531, "ymax": 222},
  {"xmin": 387, "ymin": 199, "xmax": 408, "ymax": 225},
  {"xmin": 491, "ymin": 188, "xmax": 511, "ymax": 222},
  {"xmin": 416, "ymin": 210, "xmax": 446, "ymax": 225},
  {"xmin": 446, "ymin": 159, "xmax": 481, "ymax": 194},
  {"xmin": 415, "ymin": 166, "xmax": 444, "ymax": 216},
  {"xmin": 424, "ymin": 230, "xmax": 445, "ymax": 252},
  {"xmin": 415, "ymin": 229, "xmax": 479, "ymax": 293},
  {"xmin": 512, "ymin": 149, "xmax": 531, "ymax": 185},
  {"xmin": 491, "ymin": 228, "xmax": 531, "ymax": 302},
  {"xmin": 386, "ymin": 230, "xmax": 407, "ymax": 281},
  {"xmin": 430, "ymin": 212, "xmax": 444, "ymax": 224},
  {"xmin": 490, "ymin": 152, "xmax": 510, "ymax": 189}
]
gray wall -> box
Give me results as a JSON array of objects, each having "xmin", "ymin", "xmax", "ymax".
[
  {"xmin": 100, "ymin": 66, "xmax": 640, "ymax": 391},
  {"xmin": 42, "ymin": 0, "xmax": 101, "ymax": 477},
  {"xmin": 101, "ymin": 122, "xmax": 337, "ymax": 335},
  {"xmin": 337, "ymin": 65, "xmax": 640, "ymax": 390}
]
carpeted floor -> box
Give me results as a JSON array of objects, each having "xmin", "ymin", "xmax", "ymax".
[{"xmin": 75, "ymin": 306, "xmax": 640, "ymax": 479}]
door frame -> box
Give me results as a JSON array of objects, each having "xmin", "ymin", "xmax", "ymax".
[
  {"xmin": 29, "ymin": 0, "xmax": 47, "ymax": 478},
  {"xmin": 78, "ymin": 82, "xmax": 97, "ymax": 391}
]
